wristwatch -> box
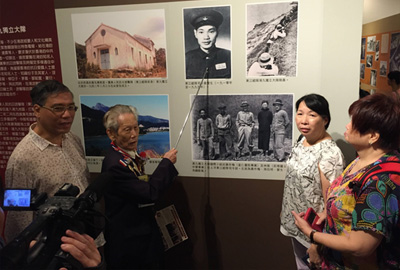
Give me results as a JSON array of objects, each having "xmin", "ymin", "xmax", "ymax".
[{"xmin": 310, "ymin": 229, "xmax": 317, "ymax": 244}]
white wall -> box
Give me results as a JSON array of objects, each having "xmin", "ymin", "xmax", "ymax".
[
  {"xmin": 363, "ymin": 0, "xmax": 400, "ymax": 24},
  {"xmin": 56, "ymin": 0, "xmax": 362, "ymax": 177}
]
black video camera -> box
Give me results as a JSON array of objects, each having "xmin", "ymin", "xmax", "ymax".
[
  {"xmin": 3, "ymin": 183, "xmax": 78, "ymax": 211},
  {"xmin": 1, "ymin": 176, "xmax": 110, "ymax": 270}
]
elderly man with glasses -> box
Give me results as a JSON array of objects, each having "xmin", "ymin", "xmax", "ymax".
[{"xmin": 4, "ymin": 80, "xmax": 91, "ymax": 243}]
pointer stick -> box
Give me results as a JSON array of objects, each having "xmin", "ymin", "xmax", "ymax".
[{"xmin": 174, "ymin": 68, "xmax": 209, "ymax": 149}]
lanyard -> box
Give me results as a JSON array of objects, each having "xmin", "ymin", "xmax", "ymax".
[{"xmin": 111, "ymin": 142, "xmax": 146, "ymax": 178}]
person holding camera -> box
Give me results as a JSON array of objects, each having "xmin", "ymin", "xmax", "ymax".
[
  {"xmin": 247, "ymin": 52, "xmax": 279, "ymax": 77},
  {"xmin": 59, "ymin": 230, "xmax": 102, "ymax": 269},
  {"xmin": 265, "ymin": 24, "xmax": 287, "ymax": 52},
  {"xmin": 292, "ymin": 93, "xmax": 400, "ymax": 269},
  {"xmin": 4, "ymin": 80, "xmax": 90, "ymax": 243},
  {"xmin": 0, "ymin": 229, "xmax": 102, "ymax": 269},
  {"xmin": 280, "ymin": 94, "xmax": 344, "ymax": 269}
]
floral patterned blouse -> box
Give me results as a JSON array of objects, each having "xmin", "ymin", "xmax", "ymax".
[
  {"xmin": 280, "ymin": 137, "xmax": 345, "ymax": 247},
  {"xmin": 322, "ymin": 152, "xmax": 400, "ymax": 269}
]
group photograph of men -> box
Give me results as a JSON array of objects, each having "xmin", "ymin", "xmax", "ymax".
[{"xmin": 191, "ymin": 94, "xmax": 293, "ymax": 162}]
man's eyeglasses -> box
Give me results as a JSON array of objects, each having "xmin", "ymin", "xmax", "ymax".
[{"xmin": 40, "ymin": 105, "xmax": 78, "ymax": 115}]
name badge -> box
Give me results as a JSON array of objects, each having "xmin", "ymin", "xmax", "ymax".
[
  {"xmin": 138, "ymin": 175, "xmax": 149, "ymax": 182},
  {"xmin": 215, "ymin": 62, "xmax": 227, "ymax": 70}
]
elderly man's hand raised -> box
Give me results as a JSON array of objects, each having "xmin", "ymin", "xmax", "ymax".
[{"xmin": 163, "ymin": 148, "xmax": 178, "ymax": 164}]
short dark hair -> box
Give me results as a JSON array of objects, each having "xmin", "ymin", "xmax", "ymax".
[
  {"xmin": 295, "ymin": 94, "xmax": 331, "ymax": 129},
  {"xmin": 388, "ymin": 70, "xmax": 400, "ymax": 84},
  {"xmin": 349, "ymin": 93, "xmax": 400, "ymax": 151},
  {"xmin": 30, "ymin": 80, "xmax": 73, "ymax": 106}
]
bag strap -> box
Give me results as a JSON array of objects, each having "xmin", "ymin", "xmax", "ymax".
[{"xmin": 351, "ymin": 160, "xmax": 400, "ymax": 199}]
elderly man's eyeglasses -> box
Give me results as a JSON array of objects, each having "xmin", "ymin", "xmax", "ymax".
[{"xmin": 40, "ymin": 104, "xmax": 78, "ymax": 115}]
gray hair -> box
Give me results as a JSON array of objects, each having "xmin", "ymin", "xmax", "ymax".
[{"xmin": 103, "ymin": 104, "xmax": 138, "ymax": 133}]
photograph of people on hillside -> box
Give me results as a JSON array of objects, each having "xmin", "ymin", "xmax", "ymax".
[
  {"xmin": 80, "ymin": 95, "xmax": 170, "ymax": 157},
  {"xmin": 71, "ymin": 9, "xmax": 167, "ymax": 79},
  {"xmin": 246, "ymin": 1, "xmax": 298, "ymax": 77}
]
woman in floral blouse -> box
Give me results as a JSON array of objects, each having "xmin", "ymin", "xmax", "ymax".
[
  {"xmin": 280, "ymin": 94, "xmax": 345, "ymax": 269},
  {"xmin": 292, "ymin": 93, "xmax": 400, "ymax": 269}
]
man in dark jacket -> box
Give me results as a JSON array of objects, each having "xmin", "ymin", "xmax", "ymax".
[
  {"xmin": 185, "ymin": 8, "xmax": 231, "ymax": 79},
  {"xmin": 257, "ymin": 100, "xmax": 273, "ymax": 156},
  {"xmin": 101, "ymin": 104, "xmax": 178, "ymax": 269}
]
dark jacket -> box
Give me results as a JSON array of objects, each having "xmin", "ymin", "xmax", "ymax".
[
  {"xmin": 101, "ymin": 146, "xmax": 178, "ymax": 269},
  {"xmin": 185, "ymin": 46, "xmax": 231, "ymax": 79},
  {"xmin": 258, "ymin": 109, "xmax": 273, "ymax": 151}
]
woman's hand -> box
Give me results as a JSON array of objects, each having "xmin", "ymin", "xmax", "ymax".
[
  {"xmin": 291, "ymin": 211, "xmax": 313, "ymax": 237},
  {"xmin": 307, "ymin": 244, "xmax": 322, "ymax": 269},
  {"xmin": 163, "ymin": 148, "xmax": 178, "ymax": 164}
]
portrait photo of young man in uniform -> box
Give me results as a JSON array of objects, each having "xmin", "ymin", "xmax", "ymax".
[{"xmin": 183, "ymin": 6, "xmax": 231, "ymax": 80}]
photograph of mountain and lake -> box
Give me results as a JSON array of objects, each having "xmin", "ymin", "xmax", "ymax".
[{"xmin": 80, "ymin": 95, "xmax": 170, "ymax": 157}]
